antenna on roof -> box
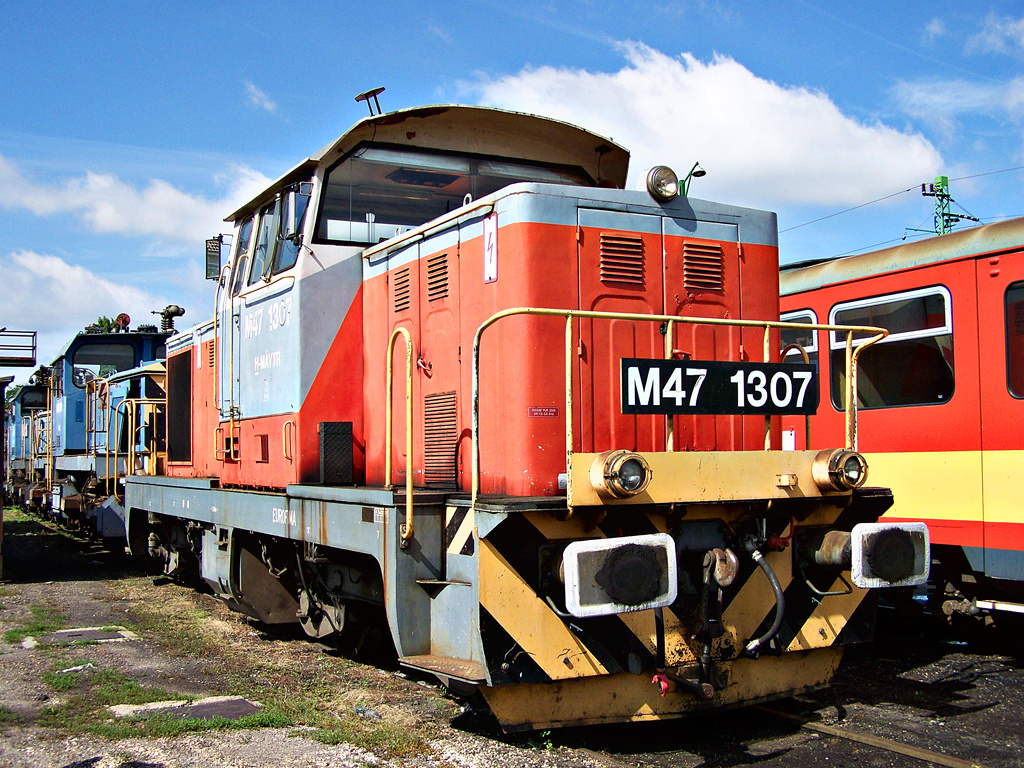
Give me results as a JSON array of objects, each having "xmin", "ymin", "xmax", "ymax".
[{"xmin": 355, "ymin": 87, "xmax": 386, "ymax": 116}]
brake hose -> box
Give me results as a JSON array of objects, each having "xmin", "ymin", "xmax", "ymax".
[{"xmin": 744, "ymin": 548, "xmax": 785, "ymax": 658}]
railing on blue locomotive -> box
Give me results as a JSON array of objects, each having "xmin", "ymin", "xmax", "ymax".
[{"xmin": 86, "ymin": 367, "xmax": 167, "ymax": 488}]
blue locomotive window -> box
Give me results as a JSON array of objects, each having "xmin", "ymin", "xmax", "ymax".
[
  {"xmin": 314, "ymin": 143, "xmax": 590, "ymax": 245},
  {"xmin": 829, "ymin": 286, "xmax": 954, "ymax": 409},
  {"xmin": 21, "ymin": 390, "xmax": 46, "ymax": 408},
  {"xmin": 780, "ymin": 309, "xmax": 818, "ymax": 367},
  {"xmin": 230, "ymin": 217, "xmax": 254, "ymax": 295},
  {"xmin": 1007, "ymin": 281, "xmax": 1024, "ymax": 398},
  {"xmin": 71, "ymin": 344, "xmax": 136, "ymax": 388}
]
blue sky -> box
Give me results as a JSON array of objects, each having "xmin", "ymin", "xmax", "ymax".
[{"xmin": 3, "ymin": 1, "xmax": 1024, "ymax": 383}]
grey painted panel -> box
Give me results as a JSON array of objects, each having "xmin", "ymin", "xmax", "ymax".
[
  {"xmin": 983, "ymin": 548, "xmax": 1024, "ymax": 581},
  {"xmin": 236, "ymin": 278, "xmax": 300, "ymax": 416},
  {"xmin": 298, "ymin": 250, "xmax": 363, "ymax": 404}
]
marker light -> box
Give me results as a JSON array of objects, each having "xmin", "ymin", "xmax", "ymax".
[
  {"xmin": 590, "ymin": 450, "xmax": 653, "ymax": 499},
  {"xmin": 812, "ymin": 449, "xmax": 868, "ymax": 492},
  {"xmin": 645, "ymin": 166, "xmax": 679, "ymax": 202}
]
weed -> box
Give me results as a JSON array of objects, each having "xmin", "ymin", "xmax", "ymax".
[
  {"xmin": 0, "ymin": 705, "xmax": 20, "ymax": 724},
  {"xmin": 42, "ymin": 670, "xmax": 84, "ymax": 692},
  {"xmin": 91, "ymin": 670, "xmax": 172, "ymax": 707},
  {"xmin": 87, "ymin": 709, "xmax": 292, "ymax": 740},
  {"xmin": 3, "ymin": 604, "xmax": 68, "ymax": 644}
]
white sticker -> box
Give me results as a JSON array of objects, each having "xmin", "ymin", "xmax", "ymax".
[{"xmin": 483, "ymin": 214, "xmax": 497, "ymax": 283}]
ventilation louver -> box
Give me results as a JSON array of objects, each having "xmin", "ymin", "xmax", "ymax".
[
  {"xmin": 427, "ymin": 253, "xmax": 449, "ymax": 302},
  {"xmin": 599, "ymin": 234, "xmax": 645, "ymax": 286},
  {"xmin": 683, "ymin": 242, "xmax": 725, "ymax": 292},
  {"xmin": 393, "ymin": 267, "xmax": 411, "ymax": 313},
  {"xmin": 424, "ymin": 391, "xmax": 458, "ymax": 487}
]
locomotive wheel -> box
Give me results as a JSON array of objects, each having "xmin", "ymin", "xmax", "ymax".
[{"xmin": 297, "ymin": 589, "xmax": 393, "ymax": 662}]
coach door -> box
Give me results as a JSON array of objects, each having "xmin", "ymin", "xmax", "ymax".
[{"xmin": 976, "ymin": 250, "xmax": 1024, "ymax": 581}]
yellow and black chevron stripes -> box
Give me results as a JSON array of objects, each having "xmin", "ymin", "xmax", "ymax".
[
  {"xmin": 478, "ymin": 538, "xmax": 608, "ymax": 680},
  {"xmin": 445, "ymin": 504, "xmax": 475, "ymax": 556},
  {"xmin": 477, "ymin": 495, "xmax": 877, "ymax": 692}
]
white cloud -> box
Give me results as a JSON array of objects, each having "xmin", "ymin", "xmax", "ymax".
[
  {"xmin": 894, "ymin": 77, "xmax": 1024, "ymax": 139},
  {"xmin": 0, "ymin": 250, "xmax": 177, "ymax": 381},
  {"xmin": 467, "ymin": 44, "xmax": 943, "ymax": 207},
  {"xmin": 923, "ymin": 18, "xmax": 946, "ymax": 46},
  {"xmin": 245, "ymin": 81, "xmax": 278, "ymax": 113},
  {"xmin": 0, "ymin": 155, "xmax": 270, "ymax": 243},
  {"xmin": 966, "ymin": 13, "xmax": 1024, "ymax": 56}
]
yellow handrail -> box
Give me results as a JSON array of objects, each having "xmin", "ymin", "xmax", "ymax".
[
  {"xmin": 111, "ymin": 397, "xmax": 165, "ymax": 502},
  {"xmin": 385, "ymin": 327, "xmax": 415, "ymax": 548},
  {"xmin": 471, "ymin": 308, "xmax": 888, "ymax": 510}
]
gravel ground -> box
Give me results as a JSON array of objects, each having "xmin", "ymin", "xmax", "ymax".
[{"xmin": 1, "ymin": 508, "xmax": 1022, "ymax": 768}]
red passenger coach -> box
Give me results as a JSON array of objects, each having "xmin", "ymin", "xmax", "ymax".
[
  {"xmin": 780, "ymin": 217, "xmax": 1024, "ymax": 620},
  {"xmin": 124, "ymin": 104, "xmax": 928, "ymax": 730}
]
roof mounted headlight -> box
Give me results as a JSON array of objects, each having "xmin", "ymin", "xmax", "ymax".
[
  {"xmin": 590, "ymin": 450, "xmax": 653, "ymax": 499},
  {"xmin": 812, "ymin": 449, "xmax": 868, "ymax": 492},
  {"xmin": 644, "ymin": 166, "xmax": 679, "ymax": 202}
]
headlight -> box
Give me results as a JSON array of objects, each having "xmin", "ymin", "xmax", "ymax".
[
  {"xmin": 812, "ymin": 449, "xmax": 868, "ymax": 492},
  {"xmin": 645, "ymin": 166, "xmax": 679, "ymax": 202},
  {"xmin": 590, "ymin": 450, "xmax": 653, "ymax": 499}
]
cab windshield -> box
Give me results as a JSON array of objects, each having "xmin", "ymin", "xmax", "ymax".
[{"xmin": 314, "ymin": 144, "xmax": 591, "ymax": 245}]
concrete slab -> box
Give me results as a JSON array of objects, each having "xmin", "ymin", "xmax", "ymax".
[
  {"xmin": 109, "ymin": 695, "xmax": 263, "ymax": 721},
  {"xmin": 23, "ymin": 626, "xmax": 139, "ymax": 648}
]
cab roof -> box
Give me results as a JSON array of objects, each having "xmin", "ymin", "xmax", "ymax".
[{"xmin": 226, "ymin": 104, "xmax": 630, "ymax": 222}]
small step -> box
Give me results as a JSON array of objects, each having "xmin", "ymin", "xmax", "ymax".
[
  {"xmin": 399, "ymin": 654, "xmax": 486, "ymax": 684},
  {"xmin": 415, "ymin": 578, "xmax": 470, "ymax": 597}
]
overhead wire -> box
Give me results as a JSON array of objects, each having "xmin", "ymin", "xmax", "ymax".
[{"xmin": 778, "ymin": 164, "xmax": 1024, "ymax": 243}]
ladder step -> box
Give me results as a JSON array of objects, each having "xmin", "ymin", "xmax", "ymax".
[{"xmin": 399, "ymin": 655, "xmax": 486, "ymax": 684}]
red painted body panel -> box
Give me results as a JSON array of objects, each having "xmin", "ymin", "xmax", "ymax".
[
  {"xmin": 363, "ymin": 215, "xmax": 781, "ymax": 498},
  {"xmin": 781, "ymin": 259, "xmax": 982, "ymax": 454}
]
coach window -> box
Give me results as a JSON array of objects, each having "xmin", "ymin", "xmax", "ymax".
[
  {"xmin": 829, "ymin": 286, "xmax": 954, "ymax": 409},
  {"xmin": 230, "ymin": 217, "xmax": 254, "ymax": 295},
  {"xmin": 780, "ymin": 309, "xmax": 818, "ymax": 367},
  {"xmin": 1007, "ymin": 281, "xmax": 1024, "ymax": 397},
  {"xmin": 247, "ymin": 200, "xmax": 280, "ymax": 286}
]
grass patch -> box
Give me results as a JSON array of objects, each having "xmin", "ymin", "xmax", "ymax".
[
  {"xmin": 89, "ymin": 709, "xmax": 292, "ymax": 739},
  {"xmin": 92, "ymin": 669, "xmax": 173, "ymax": 707},
  {"xmin": 42, "ymin": 670, "xmax": 84, "ymax": 692},
  {"xmin": 4, "ymin": 604, "xmax": 68, "ymax": 644},
  {"xmin": 119, "ymin": 586, "xmax": 223, "ymax": 659},
  {"xmin": 0, "ymin": 705, "xmax": 20, "ymax": 724}
]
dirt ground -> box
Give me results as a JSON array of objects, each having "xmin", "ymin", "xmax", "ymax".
[{"xmin": 1, "ymin": 508, "xmax": 1022, "ymax": 768}]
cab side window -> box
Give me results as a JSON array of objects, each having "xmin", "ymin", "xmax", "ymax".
[
  {"xmin": 829, "ymin": 286, "xmax": 954, "ymax": 409},
  {"xmin": 272, "ymin": 187, "xmax": 310, "ymax": 275},
  {"xmin": 230, "ymin": 217, "xmax": 254, "ymax": 296},
  {"xmin": 248, "ymin": 201, "xmax": 280, "ymax": 286},
  {"xmin": 1006, "ymin": 281, "xmax": 1024, "ymax": 398}
]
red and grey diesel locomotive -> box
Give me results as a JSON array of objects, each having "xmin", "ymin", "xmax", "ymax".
[{"xmin": 119, "ymin": 103, "xmax": 927, "ymax": 730}]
